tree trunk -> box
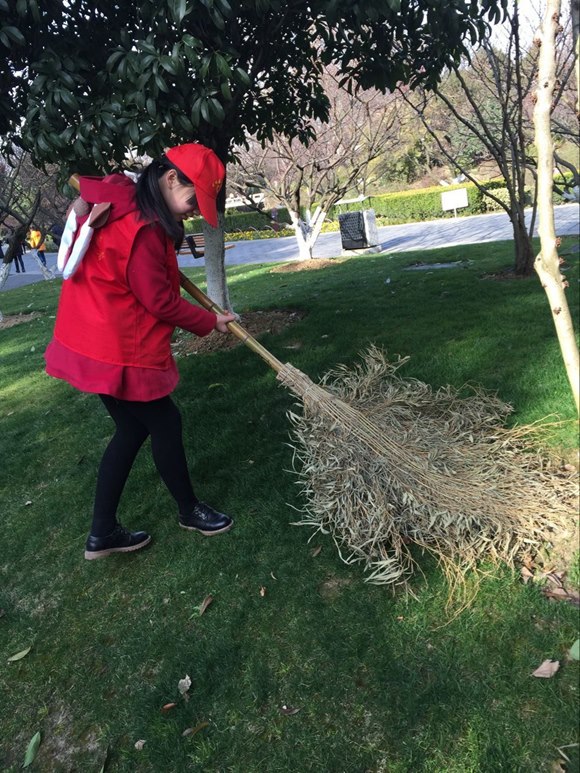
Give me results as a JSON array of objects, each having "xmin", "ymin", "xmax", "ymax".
[
  {"xmin": 572, "ymin": 0, "xmax": 579, "ymax": 112},
  {"xmin": 533, "ymin": 0, "xmax": 579, "ymax": 413},
  {"xmin": 294, "ymin": 226, "xmax": 313, "ymax": 260},
  {"xmin": 289, "ymin": 210, "xmax": 313, "ymax": 260},
  {"xmin": 202, "ymin": 211, "xmax": 233, "ymax": 311},
  {"xmin": 0, "ymin": 261, "xmax": 10, "ymax": 295},
  {"xmin": 510, "ymin": 211, "xmax": 535, "ymax": 276}
]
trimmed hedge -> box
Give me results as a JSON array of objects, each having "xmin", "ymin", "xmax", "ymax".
[
  {"xmin": 184, "ymin": 207, "xmax": 292, "ymax": 234},
  {"xmin": 329, "ymin": 179, "xmax": 510, "ymax": 224}
]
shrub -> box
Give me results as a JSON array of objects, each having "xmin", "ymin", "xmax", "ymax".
[
  {"xmin": 226, "ymin": 227, "xmax": 295, "ymax": 241},
  {"xmin": 184, "ymin": 208, "xmax": 292, "ymax": 235},
  {"xmin": 482, "ymin": 186, "xmax": 533, "ymax": 212},
  {"xmin": 328, "ymin": 179, "xmax": 523, "ymax": 224}
]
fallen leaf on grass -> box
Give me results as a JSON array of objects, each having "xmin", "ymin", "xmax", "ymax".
[
  {"xmin": 543, "ymin": 587, "xmax": 580, "ymax": 606},
  {"xmin": 280, "ymin": 705, "xmax": 300, "ymax": 715},
  {"xmin": 568, "ymin": 639, "xmax": 580, "ymax": 661},
  {"xmin": 161, "ymin": 702, "xmax": 177, "ymax": 712},
  {"xmin": 182, "ymin": 721, "xmax": 209, "ymax": 738},
  {"xmin": 259, "ymin": 586, "xmax": 267, "ymax": 597},
  {"xmin": 543, "ymin": 587, "xmax": 569, "ymax": 600},
  {"xmin": 544, "ymin": 571, "xmax": 566, "ymax": 587},
  {"xmin": 198, "ymin": 595, "xmax": 213, "ymax": 616},
  {"xmin": 531, "ymin": 659, "xmax": 560, "ymax": 678},
  {"xmin": 520, "ymin": 566, "xmax": 534, "ymax": 584},
  {"xmin": 7, "ymin": 645, "xmax": 32, "ymax": 662},
  {"xmin": 23, "ymin": 731, "xmax": 41, "ymax": 768},
  {"xmin": 178, "ymin": 675, "xmax": 192, "ymax": 701},
  {"xmin": 134, "ymin": 739, "xmax": 146, "ymax": 750},
  {"xmin": 311, "ymin": 546, "xmax": 322, "ymax": 558}
]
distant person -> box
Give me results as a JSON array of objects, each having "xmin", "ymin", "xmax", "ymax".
[
  {"xmin": 13, "ymin": 241, "xmax": 26, "ymax": 273},
  {"xmin": 49, "ymin": 223, "xmax": 64, "ymax": 248},
  {"xmin": 28, "ymin": 228, "xmax": 47, "ymax": 266}
]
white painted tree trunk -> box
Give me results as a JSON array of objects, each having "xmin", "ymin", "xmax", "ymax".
[
  {"xmin": 289, "ymin": 206, "xmax": 328, "ymax": 260},
  {"xmin": 533, "ymin": 0, "xmax": 580, "ymax": 413},
  {"xmin": 0, "ymin": 262, "xmax": 10, "ymax": 321},
  {"xmin": 0, "ymin": 262, "xmax": 10, "ymax": 291},
  {"xmin": 32, "ymin": 253, "xmax": 55, "ymax": 280},
  {"xmin": 202, "ymin": 212, "xmax": 232, "ymax": 311}
]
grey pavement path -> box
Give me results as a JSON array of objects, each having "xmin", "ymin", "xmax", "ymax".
[{"xmin": 3, "ymin": 203, "xmax": 578, "ymax": 292}]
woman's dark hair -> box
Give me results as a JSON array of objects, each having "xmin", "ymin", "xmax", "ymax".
[{"xmin": 135, "ymin": 156, "xmax": 192, "ymax": 244}]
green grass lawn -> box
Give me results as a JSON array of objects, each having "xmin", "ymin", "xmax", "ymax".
[{"xmin": 0, "ymin": 238, "xmax": 578, "ymax": 772}]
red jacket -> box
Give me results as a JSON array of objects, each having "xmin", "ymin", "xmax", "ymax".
[{"xmin": 53, "ymin": 175, "xmax": 215, "ymax": 370}]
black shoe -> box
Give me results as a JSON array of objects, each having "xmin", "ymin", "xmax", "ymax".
[
  {"xmin": 179, "ymin": 502, "xmax": 233, "ymax": 536},
  {"xmin": 84, "ymin": 524, "xmax": 151, "ymax": 560}
]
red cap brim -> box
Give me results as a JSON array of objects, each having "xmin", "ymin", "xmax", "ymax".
[{"xmin": 195, "ymin": 187, "xmax": 219, "ymax": 228}]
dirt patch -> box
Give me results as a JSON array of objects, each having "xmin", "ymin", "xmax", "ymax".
[
  {"xmin": 318, "ymin": 576, "xmax": 352, "ymax": 600},
  {"xmin": 0, "ymin": 312, "xmax": 42, "ymax": 330},
  {"xmin": 174, "ymin": 309, "xmax": 306, "ymax": 356},
  {"xmin": 270, "ymin": 258, "xmax": 350, "ymax": 273}
]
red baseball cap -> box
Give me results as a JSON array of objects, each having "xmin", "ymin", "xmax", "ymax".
[{"xmin": 165, "ymin": 143, "xmax": 225, "ymax": 228}]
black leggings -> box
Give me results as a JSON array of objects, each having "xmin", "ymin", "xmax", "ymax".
[{"xmin": 92, "ymin": 395, "xmax": 198, "ymax": 537}]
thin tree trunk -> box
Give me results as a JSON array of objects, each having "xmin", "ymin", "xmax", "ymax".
[
  {"xmin": 510, "ymin": 209, "xmax": 535, "ymax": 275},
  {"xmin": 0, "ymin": 261, "xmax": 10, "ymax": 295},
  {"xmin": 203, "ymin": 212, "xmax": 232, "ymax": 311},
  {"xmin": 572, "ymin": 0, "xmax": 579, "ymax": 111},
  {"xmin": 533, "ymin": 0, "xmax": 580, "ymax": 413},
  {"xmin": 203, "ymin": 140, "xmax": 233, "ymax": 310}
]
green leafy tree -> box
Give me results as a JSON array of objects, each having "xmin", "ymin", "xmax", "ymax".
[{"xmin": 1, "ymin": 0, "xmax": 507, "ymax": 306}]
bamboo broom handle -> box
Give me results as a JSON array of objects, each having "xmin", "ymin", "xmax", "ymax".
[
  {"xmin": 178, "ymin": 272, "xmax": 285, "ymax": 373},
  {"xmin": 68, "ymin": 173, "xmax": 285, "ymax": 374}
]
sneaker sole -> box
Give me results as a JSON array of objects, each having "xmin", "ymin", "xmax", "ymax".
[
  {"xmin": 179, "ymin": 520, "xmax": 233, "ymax": 536},
  {"xmin": 84, "ymin": 535, "xmax": 152, "ymax": 560}
]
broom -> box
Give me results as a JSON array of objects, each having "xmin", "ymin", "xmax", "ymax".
[
  {"xmin": 180, "ymin": 277, "xmax": 577, "ymax": 592},
  {"xmin": 66, "ymin": 176, "xmax": 578, "ymax": 594}
]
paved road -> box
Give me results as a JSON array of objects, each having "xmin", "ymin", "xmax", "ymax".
[{"xmin": 3, "ymin": 204, "xmax": 578, "ymax": 292}]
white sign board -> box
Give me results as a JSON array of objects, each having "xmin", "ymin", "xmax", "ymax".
[{"xmin": 441, "ymin": 188, "xmax": 469, "ymax": 212}]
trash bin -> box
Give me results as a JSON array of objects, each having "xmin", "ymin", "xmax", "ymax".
[{"xmin": 338, "ymin": 209, "xmax": 379, "ymax": 250}]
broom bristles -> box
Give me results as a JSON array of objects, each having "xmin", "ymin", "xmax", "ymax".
[{"xmin": 277, "ymin": 348, "xmax": 578, "ymax": 596}]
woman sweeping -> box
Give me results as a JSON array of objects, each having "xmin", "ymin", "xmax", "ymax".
[{"xmin": 45, "ymin": 143, "xmax": 236, "ymax": 560}]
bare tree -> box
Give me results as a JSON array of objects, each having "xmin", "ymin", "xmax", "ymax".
[
  {"xmin": 400, "ymin": 1, "xmax": 576, "ymax": 276},
  {"xmin": 0, "ymin": 150, "xmax": 71, "ymax": 291},
  {"xmin": 229, "ymin": 73, "xmax": 402, "ymax": 260},
  {"xmin": 533, "ymin": 0, "xmax": 579, "ymax": 413}
]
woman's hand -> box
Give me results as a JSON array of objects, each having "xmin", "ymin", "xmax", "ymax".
[{"xmin": 215, "ymin": 313, "xmax": 236, "ymax": 333}]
